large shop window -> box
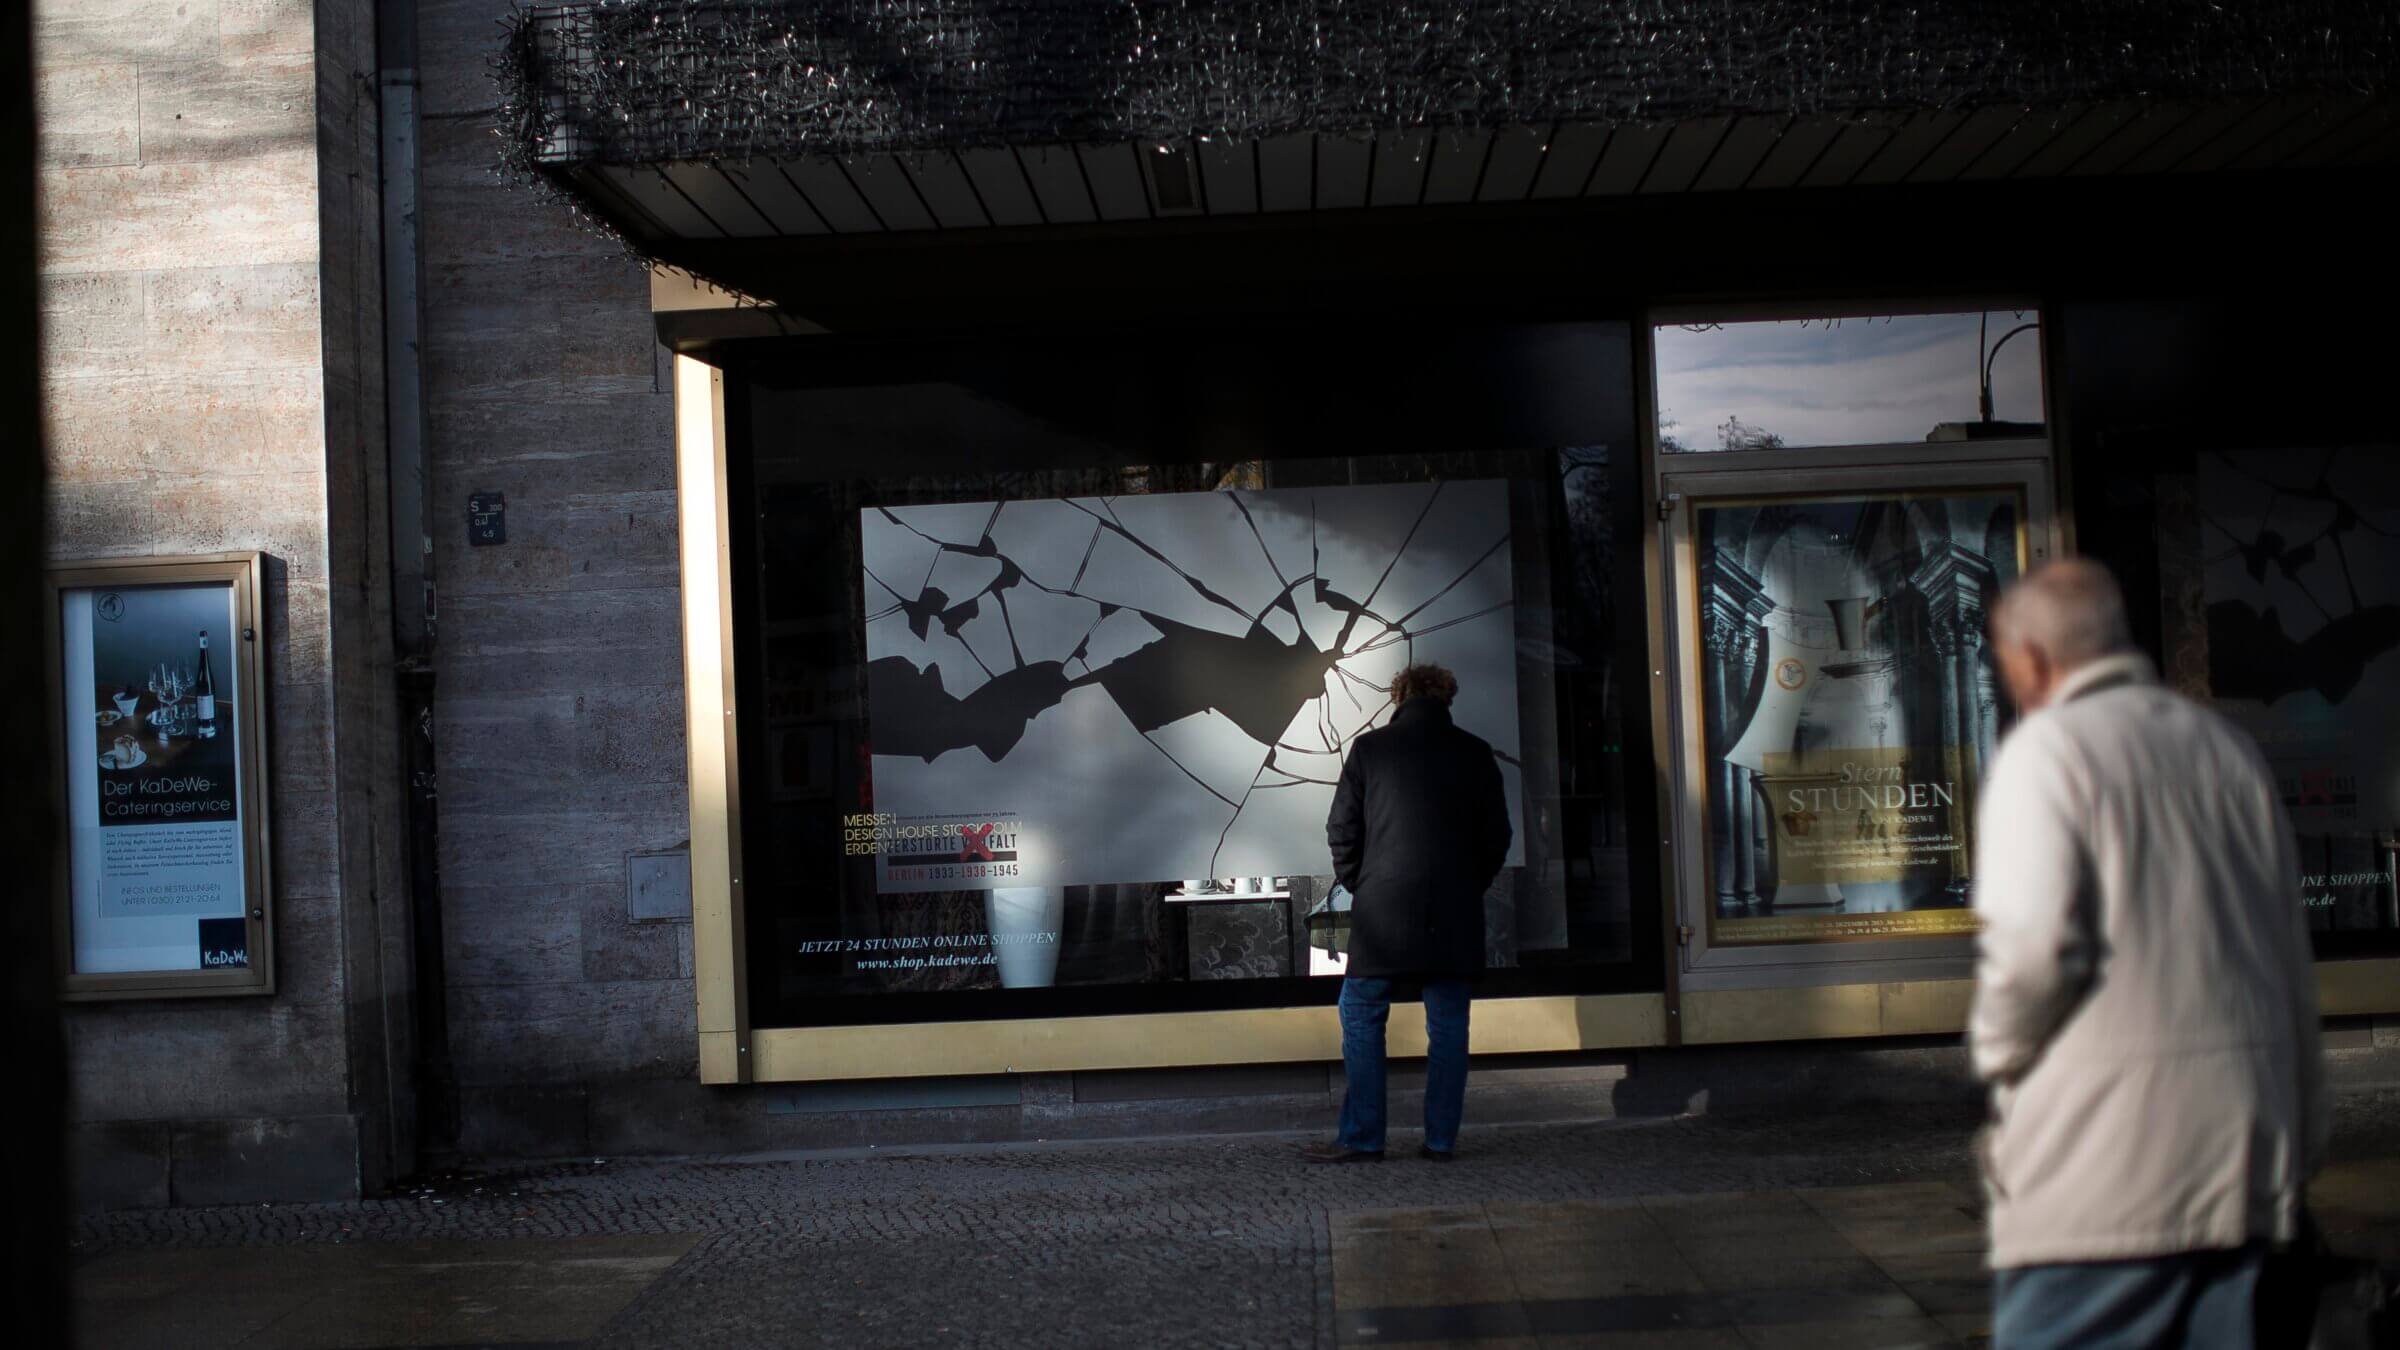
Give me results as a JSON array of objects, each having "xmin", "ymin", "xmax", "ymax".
[
  {"xmin": 2054, "ymin": 298, "xmax": 2399, "ymax": 957},
  {"xmin": 2159, "ymin": 448, "xmax": 2400, "ymax": 952},
  {"xmin": 725, "ymin": 324, "xmax": 1662, "ymax": 1028},
  {"xmin": 2197, "ymin": 450, "xmax": 2400, "ymax": 944}
]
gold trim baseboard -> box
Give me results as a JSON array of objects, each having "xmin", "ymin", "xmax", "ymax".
[
  {"xmin": 1679, "ymin": 979, "xmax": 1976, "ymax": 1045},
  {"xmin": 718, "ymin": 960, "xmax": 2392, "ymax": 1083},
  {"xmin": 1677, "ymin": 959, "xmax": 2400, "ymax": 1046},
  {"xmin": 741, "ymin": 992, "xmax": 1670, "ymax": 1083},
  {"xmin": 2319, "ymin": 957, "xmax": 2400, "ymax": 1018}
]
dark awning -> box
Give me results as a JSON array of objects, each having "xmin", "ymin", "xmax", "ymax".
[{"xmin": 497, "ymin": 2, "xmax": 2400, "ymax": 320}]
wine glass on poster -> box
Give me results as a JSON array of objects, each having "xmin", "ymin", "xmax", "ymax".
[
  {"xmin": 148, "ymin": 662, "xmax": 189, "ymax": 739},
  {"xmin": 174, "ymin": 662, "xmax": 197, "ymax": 736},
  {"xmin": 146, "ymin": 663, "xmax": 171, "ymax": 736}
]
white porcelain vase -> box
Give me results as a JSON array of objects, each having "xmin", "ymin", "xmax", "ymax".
[{"xmin": 984, "ymin": 887, "xmax": 1065, "ymax": 989}]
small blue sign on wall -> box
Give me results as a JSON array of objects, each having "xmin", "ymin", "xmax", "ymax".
[{"xmin": 467, "ymin": 492, "xmax": 506, "ymax": 546}]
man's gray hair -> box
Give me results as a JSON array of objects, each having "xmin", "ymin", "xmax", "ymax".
[{"xmin": 1991, "ymin": 558, "xmax": 2136, "ymax": 667}]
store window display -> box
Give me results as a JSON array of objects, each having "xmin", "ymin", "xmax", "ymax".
[{"xmin": 727, "ymin": 325, "xmax": 1662, "ymax": 1028}]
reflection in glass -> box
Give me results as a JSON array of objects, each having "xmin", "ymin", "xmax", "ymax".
[
  {"xmin": 1655, "ymin": 311, "xmax": 2044, "ymax": 452},
  {"xmin": 2200, "ymin": 448, "xmax": 2400, "ymax": 935}
]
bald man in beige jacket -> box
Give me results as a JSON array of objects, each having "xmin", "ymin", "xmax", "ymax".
[{"xmin": 1971, "ymin": 560, "xmax": 2326, "ymax": 1349}]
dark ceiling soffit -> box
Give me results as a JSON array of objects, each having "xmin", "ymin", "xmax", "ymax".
[
  {"xmin": 501, "ymin": 1, "xmax": 2400, "ymax": 170},
  {"xmin": 644, "ymin": 168, "xmax": 2396, "ymax": 343}
]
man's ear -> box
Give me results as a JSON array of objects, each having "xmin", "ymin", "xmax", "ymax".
[
  {"xmin": 1993, "ymin": 634, "xmax": 2041, "ymax": 714},
  {"xmin": 2014, "ymin": 640, "xmax": 2057, "ymax": 713}
]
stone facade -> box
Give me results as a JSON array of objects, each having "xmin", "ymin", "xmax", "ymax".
[
  {"xmin": 416, "ymin": 2, "xmax": 698, "ymax": 1156},
  {"xmin": 38, "ymin": 0, "xmax": 409, "ymax": 1206}
]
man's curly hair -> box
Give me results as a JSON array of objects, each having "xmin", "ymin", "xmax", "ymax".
[{"xmin": 1388, "ymin": 663, "xmax": 1460, "ymax": 706}]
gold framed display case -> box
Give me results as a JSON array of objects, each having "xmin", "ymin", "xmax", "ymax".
[
  {"xmin": 45, "ymin": 552, "xmax": 275, "ymax": 1000},
  {"xmin": 1658, "ymin": 458, "xmax": 2060, "ymax": 986}
]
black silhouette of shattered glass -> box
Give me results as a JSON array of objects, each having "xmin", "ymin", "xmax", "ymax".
[{"xmin": 863, "ymin": 483, "xmax": 1510, "ymax": 871}]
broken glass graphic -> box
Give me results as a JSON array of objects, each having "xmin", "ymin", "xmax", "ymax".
[{"xmin": 862, "ymin": 480, "xmax": 1525, "ymax": 891}]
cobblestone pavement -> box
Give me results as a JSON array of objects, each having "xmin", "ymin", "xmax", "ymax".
[{"xmin": 71, "ymin": 1092, "xmax": 2400, "ymax": 1350}]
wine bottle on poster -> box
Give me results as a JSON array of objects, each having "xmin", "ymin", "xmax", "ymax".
[{"xmin": 195, "ymin": 629, "xmax": 218, "ymax": 739}]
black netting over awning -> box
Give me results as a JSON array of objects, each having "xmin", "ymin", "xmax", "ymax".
[{"xmin": 499, "ymin": 0, "xmax": 2399, "ymax": 171}]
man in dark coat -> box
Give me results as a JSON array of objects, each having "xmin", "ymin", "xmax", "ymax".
[{"xmin": 1304, "ymin": 663, "xmax": 1512, "ymax": 1163}]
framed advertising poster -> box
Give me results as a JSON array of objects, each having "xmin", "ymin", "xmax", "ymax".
[
  {"xmin": 45, "ymin": 554, "xmax": 273, "ymax": 999},
  {"xmin": 1660, "ymin": 459, "xmax": 2055, "ymax": 976}
]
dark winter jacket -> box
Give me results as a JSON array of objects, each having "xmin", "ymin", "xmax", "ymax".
[{"xmin": 1325, "ymin": 697, "xmax": 1513, "ymax": 980}]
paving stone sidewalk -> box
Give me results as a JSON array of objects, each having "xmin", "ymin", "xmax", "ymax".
[{"xmin": 70, "ymin": 1091, "xmax": 2400, "ymax": 1350}]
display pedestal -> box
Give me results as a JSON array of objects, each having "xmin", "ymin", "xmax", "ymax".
[{"xmin": 985, "ymin": 887, "xmax": 1065, "ymax": 988}]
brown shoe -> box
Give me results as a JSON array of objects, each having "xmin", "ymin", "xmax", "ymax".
[{"xmin": 1300, "ymin": 1142, "xmax": 1384, "ymax": 1164}]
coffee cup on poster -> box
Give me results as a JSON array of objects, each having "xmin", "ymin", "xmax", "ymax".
[{"xmin": 112, "ymin": 690, "xmax": 139, "ymax": 717}]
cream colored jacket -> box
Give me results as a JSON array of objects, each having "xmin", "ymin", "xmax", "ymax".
[{"xmin": 1969, "ymin": 653, "xmax": 2327, "ymax": 1269}]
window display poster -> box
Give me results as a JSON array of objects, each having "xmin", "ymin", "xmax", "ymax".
[
  {"xmin": 60, "ymin": 582, "xmax": 250, "ymax": 974},
  {"xmin": 1694, "ymin": 489, "xmax": 2020, "ymax": 944},
  {"xmin": 2202, "ymin": 448, "xmax": 2400, "ymax": 934},
  {"xmin": 855, "ymin": 479, "xmax": 1525, "ymax": 894}
]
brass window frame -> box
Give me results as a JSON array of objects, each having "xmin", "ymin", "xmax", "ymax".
[
  {"xmin": 1636, "ymin": 301, "xmax": 2066, "ymax": 993},
  {"xmin": 1658, "ymin": 456, "xmax": 2061, "ymax": 989},
  {"xmin": 676, "ymin": 298, "xmax": 2400, "ymax": 1077},
  {"xmin": 669, "ymin": 352, "xmax": 1675, "ymax": 1082},
  {"xmin": 46, "ymin": 551, "xmax": 276, "ymax": 1001}
]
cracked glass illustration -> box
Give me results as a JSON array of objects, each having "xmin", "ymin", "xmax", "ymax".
[
  {"xmin": 860, "ymin": 479, "xmax": 1526, "ymax": 891},
  {"xmin": 2201, "ymin": 448, "xmax": 2400, "ymax": 935}
]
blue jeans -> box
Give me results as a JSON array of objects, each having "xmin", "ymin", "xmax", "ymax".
[
  {"xmin": 1994, "ymin": 1244, "xmax": 2270, "ymax": 1349},
  {"xmin": 1335, "ymin": 976, "xmax": 1471, "ymax": 1155}
]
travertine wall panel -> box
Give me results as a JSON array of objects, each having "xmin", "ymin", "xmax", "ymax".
[
  {"xmin": 137, "ymin": 52, "xmax": 316, "ymax": 163},
  {"xmin": 42, "ymin": 368, "xmax": 321, "ymax": 481},
  {"xmin": 34, "ymin": 1, "xmax": 221, "ymax": 65},
  {"xmin": 36, "ymin": 65, "xmax": 139, "ymax": 168},
  {"xmin": 38, "ymin": 150, "xmax": 321, "ymax": 274},
  {"xmin": 38, "ymin": 273, "xmax": 145, "ymax": 380},
  {"xmin": 36, "ymin": 0, "xmax": 397, "ymax": 1202},
  {"xmin": 220, "ymin": 0, "xmax": 314, "ymax": 57},
  {"xmin": 416, "ymin": 5, "xmax": 697, "ymax": 1127},
  {"xmin": 416, "ymin": 0, "xmax": 504, "ymax": 118},
  {"xmin": 65, "ymin": 1003, "xmax": 350, "ymax": 1124},
  {"xmin": 445, "ymin": 980, "xmax": 697, "ymax": 1088},
  {"xmin": 141, "ymin": 262, "xmax": 322, "ymax": 370}
]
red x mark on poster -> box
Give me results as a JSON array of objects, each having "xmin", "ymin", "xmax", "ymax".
[{"xmin": 959, "ymin": 822, "xmax": 998, "ymax": 861}]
